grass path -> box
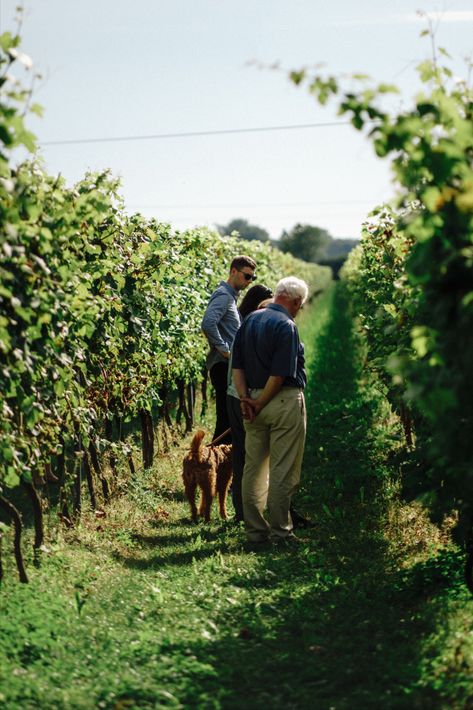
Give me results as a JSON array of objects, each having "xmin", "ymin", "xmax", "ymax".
[{"xmin": 1, "ymin": 284, "xmax": 472, "ymax": 709}]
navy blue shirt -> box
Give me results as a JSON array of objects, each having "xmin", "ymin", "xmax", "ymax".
[{"xmin": 232, "ymin": 303, "xmax": 306, "ymax": 389}]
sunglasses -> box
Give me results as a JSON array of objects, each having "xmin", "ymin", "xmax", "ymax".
[{"xmin": 238, "ymin": 270, "xmax": 257, "ymax": 282}]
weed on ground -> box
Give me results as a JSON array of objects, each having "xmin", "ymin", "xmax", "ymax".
[{"xmin": 0, "ymin": 285, "xmax": 472, "ymax": 709}]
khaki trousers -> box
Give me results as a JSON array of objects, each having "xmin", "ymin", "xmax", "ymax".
[{"xmin": 242, "ymin": 387, "xmax": 306, "ymax": 541}]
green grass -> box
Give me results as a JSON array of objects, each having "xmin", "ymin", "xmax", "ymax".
[{"xmin": 1, "ymin": 284, "xmax": 473, "ymax": 709}]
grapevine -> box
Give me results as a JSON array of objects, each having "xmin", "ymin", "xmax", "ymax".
[
  {"xmin": 0, "ymin": 28, "xmax": 331, "ymax": 581},
  {"xmin": 292, "ymin": 30, "xmax": 473, "ymax": 531}
]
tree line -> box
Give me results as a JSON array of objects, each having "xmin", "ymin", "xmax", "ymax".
[{"xmin": 217, "ymin": 218, "xmax": 359, "ymax": 271}]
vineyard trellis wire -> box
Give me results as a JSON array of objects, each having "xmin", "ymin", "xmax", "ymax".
[{"xmin": 0, "ymin": 26, "xmax": 332, "ymax": 582}]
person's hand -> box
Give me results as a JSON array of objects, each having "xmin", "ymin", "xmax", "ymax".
[
  {"xmin": 217, "ymin": 349, "xmax": 230, "ymax": 360},
  {"xmin": 241, "ymin": 397, "xmax": 263, "ymax": 422},
  {"xmin": 240, "ymin": 399, "xmax": 254, "ymax": 422}
]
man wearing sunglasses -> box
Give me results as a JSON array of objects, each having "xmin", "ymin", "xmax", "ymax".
[{"xmin": 201, "ymin": 255, "xmax": 257, "ymax": 444}]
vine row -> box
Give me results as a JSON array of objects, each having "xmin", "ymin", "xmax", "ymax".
[
  {"xmin": 0, "ymin": 28, "xmax": 331, "ymax": 581},
  {"xmin": 292, "ymin": 32, "xmax": 473, "ymax": 533}
]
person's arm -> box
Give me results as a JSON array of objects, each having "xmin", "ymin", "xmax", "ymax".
[
  {"xmin": 242, "ymin": 375, "xmax": 285, "ymax": 418},
  {"xmin": 232, "ymin": 368, "xmax": 255, "ymax": 420},
  {"xmin": 201, "ymin": 292, "xmax": 231, "ymax": 357},
  {"xmin": 232, "ymin": 368, "xmax": 248, "ymax": 400},
  {"xmin": 242, "ymin": 322, "xmax": 296, "ymax": 417}
]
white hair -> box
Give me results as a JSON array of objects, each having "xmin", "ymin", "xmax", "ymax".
[{"xmin": 274, "ymin": 276, "xmax": 309, "ymax": 303}]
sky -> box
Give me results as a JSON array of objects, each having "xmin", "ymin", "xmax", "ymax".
[{"xmin": 1, "ymin": 0, "xmax": 472, "ymax": 240}]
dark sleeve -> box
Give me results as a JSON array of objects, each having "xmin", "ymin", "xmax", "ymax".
[
  {"xmin": 269, "ymin": 322, "xmax": 299, "ymax": 378},
  {"xmin": 232, "ymin": 326, "xmax": 244, "ymax": 369}
]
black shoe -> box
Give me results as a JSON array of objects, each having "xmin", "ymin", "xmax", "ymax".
[
  {"xmin": 243, "ymin": 539, "xmax": 272, "ymax": 553},
  {"xmin": 290, "ymin": 507, "xmax": 316, "ymax": 530}
]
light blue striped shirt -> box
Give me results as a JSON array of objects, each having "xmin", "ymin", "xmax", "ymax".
[{"xmin": 201, "ymin": 281, "xmax": 241, "ymax": 370}]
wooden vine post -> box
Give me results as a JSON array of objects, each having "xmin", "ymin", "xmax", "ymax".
[
  {"xmin": 0, "ymin": 496, "xmax": 29, "ymax": 583},
  {"xmin": 21, "ymin": 480, "xmax": 44, "ymax": 560},
  {"xmin": 140, "ymin": 409, "xmax": 154, "ymax": 469}
]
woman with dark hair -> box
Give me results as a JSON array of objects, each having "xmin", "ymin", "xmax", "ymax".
[
  {"xmin": 238, "ymin": 284, "xmax": 274, "ymax": 320},
  {"xmin": 227, "ymin": 284, "xmax": 273, "ymax": 521}
]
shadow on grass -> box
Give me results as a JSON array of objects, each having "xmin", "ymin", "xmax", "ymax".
[
  {"xmin": 147, "ymin": 516, "xmax": 237, "ymax": 531},
  {"xmin": 112, "ymin": 546, "xmax": 219, "ymax": 569},
  {"xmin": 154, "ymin": 545, "xmax": 469, "ymax": 710},
  {"xmin": 112, "ymin": 520, "xmax": 245, "ymax": 569},
  {"xmin": 151, "ymin": 486, "xmax": 187, "ymax": 503},
  {"xmin": 152, "ymin": 285, "xmax": 471, "ymax": 710}
]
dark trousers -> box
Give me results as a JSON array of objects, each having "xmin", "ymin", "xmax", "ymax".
[
  {"xmin": 209, "ymin": 362, "xmax": 232, "ymax": 444},
  {"xmin": 226, "ymin": 394, "xmax": 245, "ymax": 521}
]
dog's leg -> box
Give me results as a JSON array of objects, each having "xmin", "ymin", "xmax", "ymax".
[
  {"xmin": 198, "ymin": 490, "xmax": 206, "ymax": 518},
  {"xmin": 217, "ymin": 477, "xmax": 232, "ymax": 520},
  {"xmin": 183, "ymin": 477, "xmax": 199, "ymax": 523},
  {"xmin": 216, "ymin": 464, "xmax": 232, "ymax": 520},
  {"xmin": 200, "ymin": 481, "xmax": 213, "ymax": 522},
  {"xmin": 217, "ymin": 489, "xmax": 228, "ymax": 520}
]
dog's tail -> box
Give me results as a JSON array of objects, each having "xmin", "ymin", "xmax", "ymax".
[{"xmin": 189, "ymin": 429, "xmax": 206, "ymax": 462}]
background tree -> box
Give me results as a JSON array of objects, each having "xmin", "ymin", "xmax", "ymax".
[
  {"xmin": 325, "ymin": 238, "xmax": 359, "ymax": 259},
  {"xmin": 317, "ymin": 237, "xmax": 360, "ymax": 279},
  {"xmin": 217, "ymin": 218, "xmax": 270, "ymax": 243},
  {"xmin": 278, "ymin": 223, "xmax": 332, "ymax": 262}
]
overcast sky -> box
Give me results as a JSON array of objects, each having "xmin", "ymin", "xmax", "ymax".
[{"xmin": 1, "ymin": 0, "xmax": 472, "ymax": 239}]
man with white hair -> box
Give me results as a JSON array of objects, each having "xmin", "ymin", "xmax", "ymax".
[{"xmin": 232, "ymin": 276, "xmax": 308, "ymax": 546}]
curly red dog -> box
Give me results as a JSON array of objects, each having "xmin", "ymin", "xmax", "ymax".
[{"xmin": 182, "ymin": 430, "xmax": 233, "ymax": 522}]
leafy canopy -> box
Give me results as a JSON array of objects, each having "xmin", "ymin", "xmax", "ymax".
[
  {"xmin": 217, "ymin": 218, "xmax": 270, "ymax": 243},
  {"xmin": 278, "ymin": 223, "xmax": 332, "ymax": 263}
]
